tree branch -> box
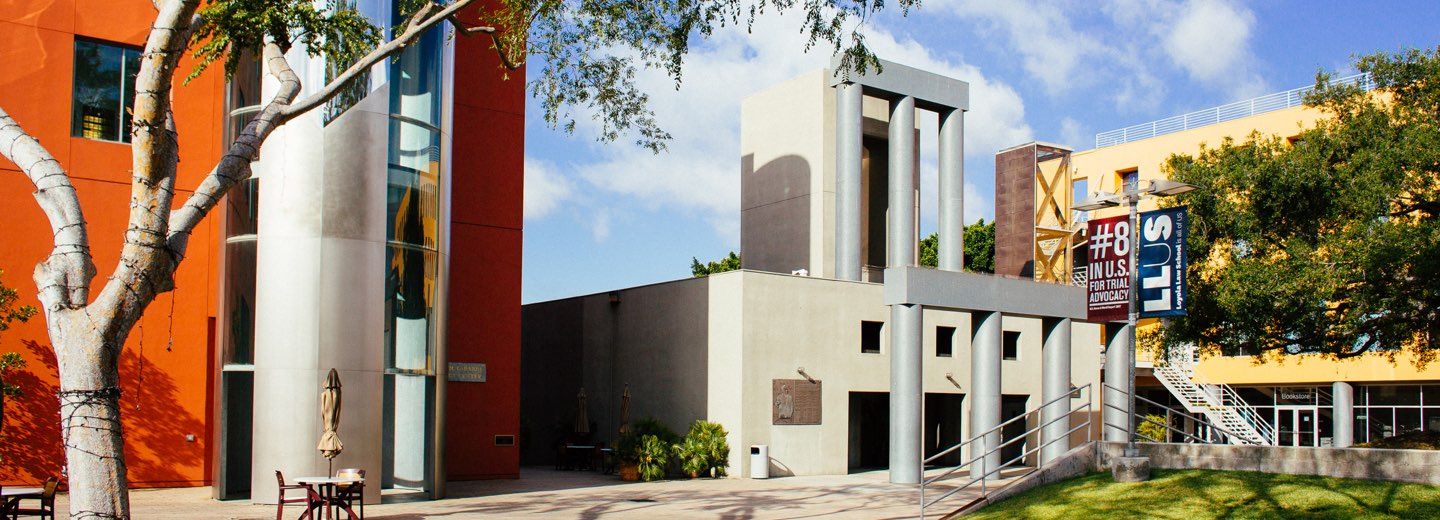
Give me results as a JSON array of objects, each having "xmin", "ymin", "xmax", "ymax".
[
  {"xmin": 280, "ymin": 0, "xmax": 477, "ymax": 120},
  {"xmin": 167, "ymin": 42, "xmax": 302, "ymax": 252},
  {"xmin": 0, "ymin": 108, "xmax": 97, "ymax": 311},
  {"xmin": 446, "ymin": 14, "xmax": 522, "ymax": 70},
  {"xmin": 170, "ymin": 0, "xmax": 486, "ymax": 245}
]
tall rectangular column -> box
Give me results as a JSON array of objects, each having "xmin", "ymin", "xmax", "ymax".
[
  {"xmin": 1103, "ymin": 323, "xmax": 1133, "ymax": 443},
  {"xmin": 969, "ymin": 311, "xmax": 1002, "ymax": 479},
  {"xmin": 938, "ymin": 108, "xmax": 965, "ymax": 271},
  {"xmin": 1040, "ymin": 318, "xmax": 1071, "ymax": 465},
  {"xmin": 834, "ymin": 82, "xmax": 863, "ymax": 281}
]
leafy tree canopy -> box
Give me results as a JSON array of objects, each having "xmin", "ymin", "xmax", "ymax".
[
  {"xmin": 1157, "ymin": 47, "xmax": 1440, "ymax": 365},
  {"xmin": 692, "ymin": 251, "xmax": 742, "ymax": 276},
  {"xmin": 190, "ymin": 0, "xmax": 920, "ymax": 152},
  {"xmin": 919, "ymin": 218, "xmax": 995, "ymax": 273}
]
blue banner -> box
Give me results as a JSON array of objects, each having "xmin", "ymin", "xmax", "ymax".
[{"xmin": 1137, "ymin": 206, "xmax": 1187, "ymax": 318}]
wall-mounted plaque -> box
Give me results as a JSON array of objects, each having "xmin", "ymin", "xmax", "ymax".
[
  {"xmin": 448, "ymin": 362, "xmax": 486, "ymax": 382},
  {"xmin": 772, "ymin": 379, "xmax": 821, "ymax": 425}
]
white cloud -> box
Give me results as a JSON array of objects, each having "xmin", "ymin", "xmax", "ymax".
[
  {"xmin": 1059, "ymin": 117, "xmax": 1087, "ymax": 151},
  {"xmin": 932, "ymin": 0, "xmax": 1106, "ymax": 97},
  {"xmin": 523, "ymin": 156, "xmax": 574, "ymax": 220},
  {"xmin": 1162, "ymin": 0, "xmax": 1264, "ymax": 97},
  {"xmin": 538, "ymin": 10, "xmax": 1033, "ymax": 243},
  {"xmin": 591, "ymin": 209, "xmax": 612, "ymax": 243}
]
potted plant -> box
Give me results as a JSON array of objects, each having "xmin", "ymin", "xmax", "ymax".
[
  {"xmin": 635, "ymin": 434, "xmax": 670, "ymax": 481},
  {"xmin": 616, "ymin": 418, "xmax": 680, "ymax": 481},
  {"xmin": 673, "ymin": 420, "xmax": 729, "ymax": 478}
]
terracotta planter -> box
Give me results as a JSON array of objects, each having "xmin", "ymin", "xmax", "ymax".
[{"xmin": 618, "ymin": 463, "xmax": 640, "ymax": 481}]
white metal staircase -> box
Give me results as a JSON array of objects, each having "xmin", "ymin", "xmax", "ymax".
[{"xmin": 1152, "ymin": 344, "xmax": 1274, "ymax": 445}]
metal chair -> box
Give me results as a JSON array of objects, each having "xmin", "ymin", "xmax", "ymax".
[
  {"xmin": 332, "ymin": 468, "xmax": 365, "ymax": 519},
  {"xmin": 8, "ymin": 477, "xmax": 58, "ymax": 520},
  {"xmin": 274, "ymin": 470, "xmax": 320, "ymax": 520}
]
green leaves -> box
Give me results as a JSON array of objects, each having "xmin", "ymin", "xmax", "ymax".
[
  {"xmin": 918, "ymin": 219, "xmax": 995, "ymax": 273},
  {"xmin": 691, "ymin": 251, "xmax": 742, "ymax": 276},
  {"xmin": 1159, "ymin": 46, "xmax": 1440, "ymax": 364},
  {"xmin": 188, "ymin": 0, "xmax": 381, "ymax": 82}
]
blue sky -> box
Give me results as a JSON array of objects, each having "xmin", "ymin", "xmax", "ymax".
[{"xmin": 519, "ymin": 0, "xmax": 1439, "ymax": 303}]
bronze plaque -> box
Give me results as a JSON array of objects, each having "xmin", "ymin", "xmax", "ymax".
[{"xmin": 772, "ymin": 379, "xmax": 821, "ymax": 425}]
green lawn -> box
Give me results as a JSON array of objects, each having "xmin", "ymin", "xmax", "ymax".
[{"xmin": 966, "ymin": 469, "xmax": 1440, "ymax": 519}]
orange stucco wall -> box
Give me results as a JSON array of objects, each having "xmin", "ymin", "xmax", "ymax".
[
  {"xmin": 1, "ymin": 2, "xmax": 225, "ymax": 487},
  {"xmin": 442, "ymin": 2, "xmax": 524, "ymax": 480}
]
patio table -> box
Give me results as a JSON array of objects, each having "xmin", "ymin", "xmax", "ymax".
[{"xmin": 295, "ymin": 476, "xmax": 364, "ymax": 520}]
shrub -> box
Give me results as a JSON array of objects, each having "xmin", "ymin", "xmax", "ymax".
[
  {"xmin": 636, "ymin": 434, "xmax": 670, "ymax": 481},
  {"xmin": 673, "ymin": 420, "xmax": 729, "ymax": 478},
  {"xmin": 1137, "ymin": 414, "xmax": 1168, "ymax": 442},
  {"xmin": 617, "ymin": 418, "xmax": 680, "ymax": 464}
]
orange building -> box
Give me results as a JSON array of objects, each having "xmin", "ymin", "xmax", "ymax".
[{"xmin": 0, "ymin": 0, "xmax": 524, "ymax": 499}]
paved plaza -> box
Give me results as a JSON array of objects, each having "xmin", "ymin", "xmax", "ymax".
[{"xmin": 91, "ymin": 467, "xmax": 1006, "ymax": 519}]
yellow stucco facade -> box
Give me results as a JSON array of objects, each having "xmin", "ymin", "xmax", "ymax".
[{"xmin": 1063, "ymin": 100, "xmax": 1438, "ymax": 388}]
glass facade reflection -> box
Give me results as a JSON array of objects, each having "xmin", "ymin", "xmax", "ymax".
[{"xmin": 383, "ymin": 13, "xmax": 444, "ymax": 375}]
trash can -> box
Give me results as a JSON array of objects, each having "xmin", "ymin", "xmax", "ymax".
[{"xmin": 750, "ymin": 445, "xmax": 770, "ymax": 479}]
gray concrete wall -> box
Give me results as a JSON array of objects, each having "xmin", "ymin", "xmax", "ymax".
[
  {"xmin": 519, "ymin": 277, "xmax": 713, "ymax": 463},
  {"xmin": 1097, "ymin": 441, "xmax": 1440, "ymax": 485}
]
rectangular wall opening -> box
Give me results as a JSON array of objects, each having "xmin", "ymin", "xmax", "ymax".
[
  {"xmin": 935, "ymin": 326, "xmax": 955, "ymax": 357},
  {"xmin": 848, "ymin": 392, "xmax": 889, "ymax": 471},
  {"xmin": 924, "ymin": 393, "xmax": 964, "ymax": 466}
]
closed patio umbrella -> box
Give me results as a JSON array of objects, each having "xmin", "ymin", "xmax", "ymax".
[
  {"xmin": 319, "ymin": 368, "xmax": 344, "ymax": 474},
  {"xmin": 575, "ymin": 387, "xmax": 589, "ymax": 436},
  {"xmin": 618, "ymin": 384, "xmax": 631, "ymax": 435}
]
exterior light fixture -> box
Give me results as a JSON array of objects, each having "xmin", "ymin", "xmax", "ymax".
[
  {"xmin": 797, "ymin": 367, "xmax": 817, "ymax": 383},
  {"xmin": 1147, "ymin": 179, "xmax": 1199, "ymax": 196},
  {"xmin": 1074, "ymin": 192, "xmax": 1122, "ymax": 212}
]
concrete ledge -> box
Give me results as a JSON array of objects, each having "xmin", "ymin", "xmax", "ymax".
[
  {"xmin": 1097, "ymin": 441, "xmax": 1440, "ymax": 485},
  {"xmin": 954, "ymin": 443, "xmax": 1098, "ymax": 517},
  {"xmin": 1112, "ymin": 456, "xmax": 1151, "ymax": 482}
]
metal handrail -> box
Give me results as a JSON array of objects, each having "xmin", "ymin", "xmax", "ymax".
[
  {"xmin": 1095, "ymin": 73, "xmax": 1375, "ymax": 148},
  {"xmin": 919, "ymin": 384, "xmax": 1094, "ymax": 516}
]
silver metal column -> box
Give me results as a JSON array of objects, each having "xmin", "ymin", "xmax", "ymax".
[
  {"xmin": 1040, "ymin": 318, "xmax": 1071, "ymax": 465},
  {"xmin": 1103, "ymin": 324, "xmax": 1133, "ymax": 442},
  {"xmin": 887, "ymin": 95, "xmax": 922, "ymax": 485},
  {"xmin": 1333, "ymin": 381, "xmax": 1354, "ymax": 448},
  {"xmin": 969, "ymin": 311, "xmax": 1002, "ymax": 479},
  {"xmin": 938, "ymin": 108, "xmax": 965, "ymax": 271},
  {"xmin": 835, "ymin": 82, "xmax": 863, "ymax": 281}
]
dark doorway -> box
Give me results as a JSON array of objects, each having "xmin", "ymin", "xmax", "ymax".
[
  {"xmin": 1001, "ymin": 395, "xmax": 1030, "ymax": 467},
  {"xmin": 848, "ymin": 392, "xmax": 889, "ymax": 470},
  {"xmin": 924, "ymin": 393, "xmax": 965, "ymax": 466}
]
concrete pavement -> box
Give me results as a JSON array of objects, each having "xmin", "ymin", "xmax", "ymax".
[{"xmin": 54, "ymin": 467, "xmax": 1009, "ymax": 519}]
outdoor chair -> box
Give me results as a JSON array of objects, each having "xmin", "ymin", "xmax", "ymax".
[
  {"xmin": 333, "ymin": 468, "xmax": 365, "ymax": 520},
  {"xmin": 274, "ymin": 470, "xmax": 320, "ymax": 520},
  {"xmin": 8, "ymin": 477, "xmax": 58, "ymax": 520}
]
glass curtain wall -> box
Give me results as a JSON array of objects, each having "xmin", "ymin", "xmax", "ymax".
[
  {"xmin": 382, "ymin": 4, "xmax": 444, "ymax": 492},
  {"xmin": 215, "ymin": 53, "xmax": 263, "ymax": 499}
]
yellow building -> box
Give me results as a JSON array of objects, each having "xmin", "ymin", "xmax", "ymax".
[{"xmin": 996, "ymin": 74, "xmax": 1439, "ymax": 448}]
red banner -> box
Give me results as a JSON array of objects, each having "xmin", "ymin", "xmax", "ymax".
[{"xmin": 1087, "ymin": 214, "xmax": 1131, "ymax": 322}]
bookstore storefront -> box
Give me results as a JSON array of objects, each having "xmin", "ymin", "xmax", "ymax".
[{"xmin": 1235, "ymin": 384, "xmax": 1440, "ymax": 446}]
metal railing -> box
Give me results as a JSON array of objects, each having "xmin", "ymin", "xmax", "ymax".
[
  {"xmin": 919, "ymin": 384, "xmax": 1093, "ymax": 517},
  {"xmin": 1095, "ymin": 73, "xmax": 1375, "ymax": 148},
  {"xmin": 1105, "ymin": 383, "xmax": 1264, "ymax": 445},
  {"xmin": 1156, "ymin": 343, "xmax": 1275, "ymax": 445}
]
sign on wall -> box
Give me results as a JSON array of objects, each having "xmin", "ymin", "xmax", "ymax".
[
  {"xmin": 1137, "ymin": 206, "xmax": 1188, "ymax": 318},
  {"xmin": 1086, "ymin": 214, "xmax": 1131, "ymax": 322},
  {"xmin": 772, "ymin": 379, "xmax": 821, "ymax": 425},
  {"xmin": 448, "ymin": 362, "xmax": 487, "ymax": 382}
]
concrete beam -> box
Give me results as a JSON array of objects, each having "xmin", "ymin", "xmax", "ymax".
[
  {"xmin": 882, "ymin": 266, "xmax": 1087, "ymax": 320},
  {"xmin": 829, "ymin": 57, "xmax": 970, "ymax": 112}
]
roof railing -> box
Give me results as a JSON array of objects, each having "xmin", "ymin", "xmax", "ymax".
[{"xmin": 1094, "ymin": 73, "xmax": 1375, "ymax": 148}]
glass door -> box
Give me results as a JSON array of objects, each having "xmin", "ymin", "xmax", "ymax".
[{"xmin": 1275, "ymin": 407, "xmax": 1318, "ymax": 447}]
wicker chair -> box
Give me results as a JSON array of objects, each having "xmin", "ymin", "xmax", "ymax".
[
  {"xmin": 274, "ymin": 470, "xmax": 320, "ymax": 520},
  {"xmin": 332, "ymin": 468, "xmax": 365, "ymax": 519},
  {"xmin": 8, "ymin": 477, "xmax": 58, "ymax": 520}
]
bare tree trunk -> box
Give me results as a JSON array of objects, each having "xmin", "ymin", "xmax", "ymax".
[{"xmin": 50, "ymin": 309, "xmax": 128, "ymax": 519}]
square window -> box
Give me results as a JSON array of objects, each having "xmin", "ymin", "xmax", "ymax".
[
  {"xmin": 861, "ymin": 321, "xmax": 883, "ymax": 354},
  {"xmin": 1002, "ymin": 331, "xmax": 1020, "ymax": 360},
  {"xmin": 1117, "ymin": 168, "xmax": 1139, "ymax": 194},
  {"xmin": 72, "ymin": 39, "xmax": 142, "ymax": 143},
  {"xmin": 936, "ymin": 326, "xmax": 955, "ymax": 357}
]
